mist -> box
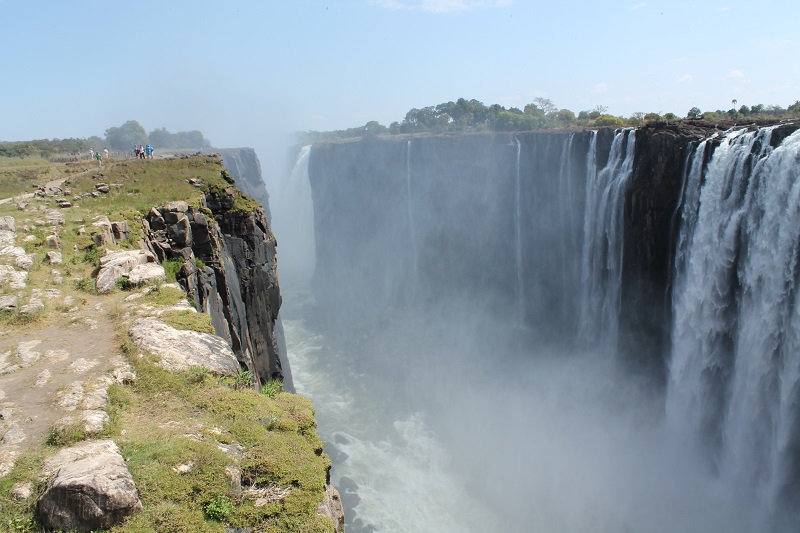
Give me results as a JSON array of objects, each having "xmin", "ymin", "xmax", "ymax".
[{"xmin": 266, "ymin": 129, "xmax": 800, "ymax": 533}]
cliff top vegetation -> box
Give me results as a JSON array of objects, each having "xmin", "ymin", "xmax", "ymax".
[
  {"xmin": 0, "ymin": 155, "xmax": 334, "ymax": 532},
  {"xmin": 297, "ymin": 97, "xmax": 800, "ymax": 143}
]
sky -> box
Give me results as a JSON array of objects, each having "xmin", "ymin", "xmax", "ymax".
[{"xmin": 1, "ymin": 0, "xmax": 798, "ymax": 181}]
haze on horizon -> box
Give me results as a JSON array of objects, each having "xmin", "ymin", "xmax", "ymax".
[{"xmin": 1, "ymin": 0, "xmax": 798, "ymax": 184}]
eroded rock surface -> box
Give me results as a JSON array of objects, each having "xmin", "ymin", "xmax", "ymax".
[
  {"xmin": 128, "ymin": 316, "xmax": 241, "ymax": 375},
  {"xmin": 37, "ymin": 439, "xmax": 142, "ymax": 531}
]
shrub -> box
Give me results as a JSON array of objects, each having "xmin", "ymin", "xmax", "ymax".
[
  {"xmin": 162, "ymin": 259, "xmax": 183, "ymax": 283},
  {"xmin": 202, "ymin": 494, "xmax": 234, "ymax": 521},
  {"xmin": 261, "ymin": 380, "xmax": 283, "ymax": 399},
  {"xmin": 593, "ymin": 114, "xmax": 625, "ymax": 127}
]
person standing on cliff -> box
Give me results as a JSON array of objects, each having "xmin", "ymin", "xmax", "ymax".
[
  {"xmin": 103, "ymin": 148, "xmax": 109, "ymax": 159},
  {"xmin": 95, "ymin": 150, "xmax": 102, "ymax": 167},
  {"xmin": 145, "ymin": 144, "xmax": 153, "ymax": 159}
]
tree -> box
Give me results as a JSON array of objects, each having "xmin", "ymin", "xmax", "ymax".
[
  {"xmin": 643, "ymin": 112, "xmax": 661, "ymax": 123},
  {"xmin": 732, "ymin": 99, "xmax": 738, "ymax": 108},
  {"xmin": 105, "ymin": 120, "xmax": 148, "ymax": 150},
  {"xmin": 738, "ymin": 105, "xmax": 750, "ymax": 116},
  {"xmin": 594, "ymin": 114, "xmax": 625, "ymax": 127},
  {"xmin": 687, "ymin": 107, "xmax": 702, "ymax": 119},
  {"xmin": 148, "ymin": 127, "xmax": 175, "ymax": 148},
  {"xmin": 788, "ymin": 101, "xmax": 800, "ymax": 116},
  {"xmin": 524, "ymin": 103, "xmax": 545, "ymax": 117},
  {"xmin": 750, "ymin": 104, "xmax": 764, "ymax": 115},
  {"xmin": 533, "ymin": 97, "xmax": 557, "ymax": 115},
  {"xmin": 554, "ymin": 109, "xmax": 576, "ymax": 127},
  {"xmin": 628, "ymin": 112, "xmax": 645, "ymax": 126}
]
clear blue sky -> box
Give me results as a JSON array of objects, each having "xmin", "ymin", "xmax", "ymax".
[{"xmin": 1, "ymin": 0, "xmax": 798, "ymax": 174}]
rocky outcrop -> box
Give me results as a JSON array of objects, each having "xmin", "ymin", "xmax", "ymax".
[
  {"xmin": 129, "ymin": 316, "xmax": 241, "ymax": 375},
  {"xmin": 36, "ymin": 440, "xmax": 142, "ymax": 531},
  {"xmin": 95, "ymin": 249, "xmax": 163, "ymax": 293},
  {"xmin": 217, "ymin": 148, "xmax": 272, "ymax": 221},
  {"xmin": 316, "ymin": 484, "xmax": 346, "ymax": 532},
  {"xmin": 141, "ymin": 189, "xmax": 288, "ymax": 387}
]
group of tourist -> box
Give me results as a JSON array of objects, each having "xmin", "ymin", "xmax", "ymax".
[
  {"xmin": 133, "ymin": 144, "xmax": 154, "ymax": 159},
  {"xmin": 87, "ymin": 148, "xmax": 109, "ymax": 167}
]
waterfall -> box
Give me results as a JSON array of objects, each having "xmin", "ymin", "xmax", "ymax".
[
  {"xmin": 273, "ymin": 145, "xmax": 314, "ymax": 290},
  {"xmin": 406, "ymin": 140, "xmax": 418, "ymax": 299},
  {"xmin": 668, "ymin": 126, "xmax": 800, "ymax": 512},
  {"xmin": 514, "ymin": 137, "xmax": 524, "ymax": 322},
  {"xmin": 579, "ymin": 129, "xmax": 636, "ymax": 350}
]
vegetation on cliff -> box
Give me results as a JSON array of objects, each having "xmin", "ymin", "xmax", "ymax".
[
  {"xmin": 297, "ymin": 96, "xmax": 800, "ymax": 142},
  {"xmin": 0, "ymin": 155, "xmax": 335, "ymax": 531}
]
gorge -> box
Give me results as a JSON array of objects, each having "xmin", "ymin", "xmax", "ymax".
[{"xmin": 272, "ymin": 121, "xmax": 800, "ymax": 532}]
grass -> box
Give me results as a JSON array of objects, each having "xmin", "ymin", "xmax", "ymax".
[
  {"xmin": 104, "ymin": 357, "xmax": 331, "ymax": 533},
  {"xmin": 159, "ymin": 309, "xmax": 215, "ymax": 334}
]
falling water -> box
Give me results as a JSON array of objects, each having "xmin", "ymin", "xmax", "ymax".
[
  {"xmin": 406, "ymin": 140, "xmax": 418, "ymax": 297},
  {"xmin": 579, "ymin": 129, "xmax": 636, "ymax": 349},
  {"xmin": 514, "ymin": 137, "xmax": 524, "ymax": 322},
  {"xmin": 272, "ymin": 145, "xmax": 314, "ymax": 291},
  {"xmin": 668, "ymin": 126, "xmax": 800, "ymax": 520}
]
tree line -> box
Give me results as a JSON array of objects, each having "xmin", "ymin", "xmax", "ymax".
[
  {"xmin": 298, "ymin": 97, "xmax": 800, "ymax": 143},
  {"xmin": 0, "ymin": 120, "xmax": 212, "ymax": 159}
]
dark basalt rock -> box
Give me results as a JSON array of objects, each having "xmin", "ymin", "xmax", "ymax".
[{"xmin": 142, "ymin": 187, "xmax": 289, "ymax": 389}]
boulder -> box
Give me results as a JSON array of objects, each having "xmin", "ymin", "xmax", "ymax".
[
  {"xmin": 91, "ymin": 216, "xmax": 115, "ymax": 246},
  {"xmin": 0, "ymin": 295, "xmax": 17, "ymax": 311},
  {"xmin": 45, "ymin": 234, "xmax": 61, "ymax": 249},
  {"xmin": 0, "ymin": 216, "xmax": 16, "ymax": 232},
  {"xmin": 166, "ymin": 214, "xmax": 192, "ymax": 248},
  {"xmin": 46, "ymin": 251, "xmax": 63, "ymax": 264},
  {"xmin": 0, "ymin": 265, "xmax": 27, "ymax": 289},
  {"xmin": 95, "ymin": 249, "xmax": 157, "ymax": 293},
  {"xmin": 20, "ymin": 298, "xmax": 44, "ymax": 314},
  {"xmin": 46, "ymin": 209, "xmax": 65, "ymax": 225},
  {"xmin": 164, "ymin": 200, "xmax": 189, "ymax": 213},
  {"xmin": 111, "ymin": 220, "xmax": 130, "ymax": 242},
  {"xmin": 37, "ymin": 440, "xmax": 142, "ymax": 531},
  {"xmin": 127, "ymin": 263, "xmax": 166, "ymax": 287},
  {"xmin": 128, "ymin": 317, "xmax": 240, "ymax": 375},
  {"xmin": 1, "ymin": 246, "xmax": 35, "ymax": 271},
  {"xmin": 0, "ymin": 230, "xmax": 15, "ymax": 247}
]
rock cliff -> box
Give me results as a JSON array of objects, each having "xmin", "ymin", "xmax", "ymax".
[{"xmin": 141, "ymin": 183, "xmax": 290, "ymax": 389}]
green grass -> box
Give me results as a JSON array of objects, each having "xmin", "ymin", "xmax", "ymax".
[
  {"xmin": 104, "ymin": 358, "xmax": 332, "ymax": 532},
  {"xmin": 159, "ymin": 309, "xmax": 215, "ymax": 334}
]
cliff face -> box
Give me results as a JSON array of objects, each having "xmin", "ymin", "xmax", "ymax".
[
  {"xmin": 218, "ymin": 148, "xmax": 272, "ymax": 221},
  {"xmin": 306, "ymin": 124, "xmax": 799, "ymax": 380},
  {"xmin": 142, "ymin": 188, "xmax": 289, "ymax": 388}
]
